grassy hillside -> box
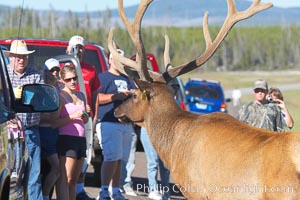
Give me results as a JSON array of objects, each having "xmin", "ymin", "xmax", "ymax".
[{"xmin": 180, "ymin": 70, "xmax": 300, "ymax": 132}]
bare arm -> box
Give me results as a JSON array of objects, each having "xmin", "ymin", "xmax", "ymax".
[
  {"xmin": 276, "ymin": 99, "xmax": 294, "ymax": 129},
  {"xmin": 97, "ymin": 92, "xmax": 129, "ymax": 105},
  {"xmin": 283, "ymin": 108, "xmax": 294, "ymax": 129}
]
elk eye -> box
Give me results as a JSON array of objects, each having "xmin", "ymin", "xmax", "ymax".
[
  {"xmin": 124, "ymin": 94, "xmax": 133, "ymax": 101},
  {"xmin": 133, "ymin": 94, "xmax": 137, "ymax": 98}
]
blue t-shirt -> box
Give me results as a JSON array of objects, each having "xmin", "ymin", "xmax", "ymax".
[{"xmin": 97, "ymin": 72, "xmax": 135, "ymax": 122}]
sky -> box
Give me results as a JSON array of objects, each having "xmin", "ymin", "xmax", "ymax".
[{"xmin": 1, "ymin": 0, "xmax": 300, "ymax": 12}]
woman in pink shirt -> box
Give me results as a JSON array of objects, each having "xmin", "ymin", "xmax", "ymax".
[{"xmin": 52, "ymin": 65, "xmax": 88, "ymax": 200}]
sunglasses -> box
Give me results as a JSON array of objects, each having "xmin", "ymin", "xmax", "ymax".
[
  {"xmin": 254, "ymin": 88, "xmax": 267, "ymax": 93},
  {"xmin": 64, "ymin": 76, "xmax": 78, "ymax": 82}
]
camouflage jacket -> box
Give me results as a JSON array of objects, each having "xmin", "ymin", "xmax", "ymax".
[{"xmin": 237, "ymin": 101, "xmax": 286, "ymax": 132}]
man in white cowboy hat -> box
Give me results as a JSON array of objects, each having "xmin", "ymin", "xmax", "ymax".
[{"xmin": 5, "ymin": 39, "xmax": 44, "ymax": 200}]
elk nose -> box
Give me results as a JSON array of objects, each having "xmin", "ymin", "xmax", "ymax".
[
  {"xmin": 114, "ymin": 110, "xmax": 117, "ymax": 117},
  {"xmin": 114, "ymin": 108, "xmax": 120, "ymax": 117}
]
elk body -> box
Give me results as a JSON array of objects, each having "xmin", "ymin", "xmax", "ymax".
[
  {"xmin": 108, "ymin": 0, "xmax": 300, "ymax": 199},
  {"xmin": 115, "ymin": 80, "xmax": 300, "ymax": 200}
]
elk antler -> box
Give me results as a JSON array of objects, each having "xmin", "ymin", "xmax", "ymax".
[
  {"xmin": 108, "ymin": 0, "xmax": 153, "ymax": 82},
  {"xmin": 109, "ymin": 0, "xmax": 273, "ymax": 83},
  {"xmin": 156, "ymin": 0, "xmax": 273, "ymax": 83}
]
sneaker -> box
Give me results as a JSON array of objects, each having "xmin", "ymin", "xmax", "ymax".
[
  {"xmin": 112, "ymin": 191, "xmax": 127, "ymax": 200},
  {"xmin": 122, "ymin": 184, "xmax": 137, "ymax": 196},
  {"xmin": 148, "ymin": 190, "xmax": 162, "ymax": 200},
  {"xmin": 98, "ymin": 190, "xmax": 111, "ymax": 200},
  {"xmin": 76, "ymin": 190, "xmax": 96, "ymax": 200}
]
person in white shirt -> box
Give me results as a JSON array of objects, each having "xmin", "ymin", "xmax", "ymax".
[{"xmin": 232, "ymin": 88, "xmax": 242, "ymax": 107}]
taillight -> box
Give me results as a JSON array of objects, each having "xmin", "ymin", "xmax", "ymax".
[
  {"xmin": 180, "ymin": 101, "xmax": 186, "ymax": 110},
  {"xmin": 220, "ymin": 102, "xmax": 227, "ymax": 112}
]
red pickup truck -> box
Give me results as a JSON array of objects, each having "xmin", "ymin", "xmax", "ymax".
[{"xmin": 131, "ymin": 53, "xmax": 160, "ymax": 72}]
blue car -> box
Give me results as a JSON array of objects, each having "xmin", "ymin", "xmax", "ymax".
[{"xmin": 184, "ymin": 78, "xmax": 228, "ymax": 114}]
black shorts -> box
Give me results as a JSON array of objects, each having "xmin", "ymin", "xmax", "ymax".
[{"xmin": 57, "ymin": 135, "xmax": 87, "ymax": 159}]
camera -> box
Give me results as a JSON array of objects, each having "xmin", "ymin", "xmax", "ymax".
[
  {"xmin": 82, "ymin": 111, "xmax": 89, "ymax": 118},
  {"xmin": 267, "ymin": 96, "xmax": 277, "ymax": 104}
]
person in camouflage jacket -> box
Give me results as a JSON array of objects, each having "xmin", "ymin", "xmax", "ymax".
[{"xmin": 237, "ymin": 79, "xmax": 285, "ymax": 132}]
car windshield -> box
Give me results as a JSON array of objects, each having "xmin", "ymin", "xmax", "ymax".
[
  {"xmin": 27, "ymin": 45, "xmax": 65, "ymax": 70},
  {"xmin": 186, "ymin": 85, "xmax": 222, "ymax": 100}
]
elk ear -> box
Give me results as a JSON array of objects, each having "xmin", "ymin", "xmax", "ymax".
[
  {"xmin": 124, "ymin": 66, "xmax": 140, "ymax": 79},
  {"xmin": 134, "ymin": 79, "xmax": 152, "ymax": 100},
  {"xmin": 170, "ymin": 83, "xmax": 179, "ymax": 95},
  {"xmin": 134, "ymin": 79, "xmax": 151, "ymax": 91}
]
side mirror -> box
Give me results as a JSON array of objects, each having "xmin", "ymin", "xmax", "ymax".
[
  {"xmin": 18, "ymin": 84, "xmax": 59, "ymax": 113},
  {"xmin": 225, "ymin": 98, "xmax": 232, "ymax": 103}
]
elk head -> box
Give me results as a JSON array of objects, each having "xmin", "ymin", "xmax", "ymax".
[{"xmin": 111, "ymin": 0, "xmax": 273, "ymax": 125}]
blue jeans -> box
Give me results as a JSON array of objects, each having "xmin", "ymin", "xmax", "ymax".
[
  {"xmin": 26, "ymin": 126, "xmax": 43, "ymax": 200},
  {"xmin": 140, "ymin": 127, "xmax": 170, "ymax": 200},
  {"xmin": 120, "ymin": 131, "xmax": 137, "ymax": 188}
]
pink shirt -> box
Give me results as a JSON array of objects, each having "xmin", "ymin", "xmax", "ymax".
[{"xmin": 59, "ymin": 92, "xmax": 86, "ymax": 137}]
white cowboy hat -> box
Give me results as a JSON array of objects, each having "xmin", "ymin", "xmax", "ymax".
[{"xmin": 3, "ymin": 40, "xmax": 35, "ymax": 56}]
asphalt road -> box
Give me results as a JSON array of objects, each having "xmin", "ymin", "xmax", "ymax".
[
  {"xmin": 224, "ymin": 83, "xmax": 300, "ymax": 99},
  {"xmin": 83, "ymin": 151, "xmax": 186, "ymax": 200},
  {"xmin": 51, "ymin": 151, "xmax": 186, "ymax": 200}
]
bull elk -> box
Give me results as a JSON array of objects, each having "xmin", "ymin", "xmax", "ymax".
[{"xmin": 109, "ymin": 1, "xmax": 300, "ymax": 199}]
